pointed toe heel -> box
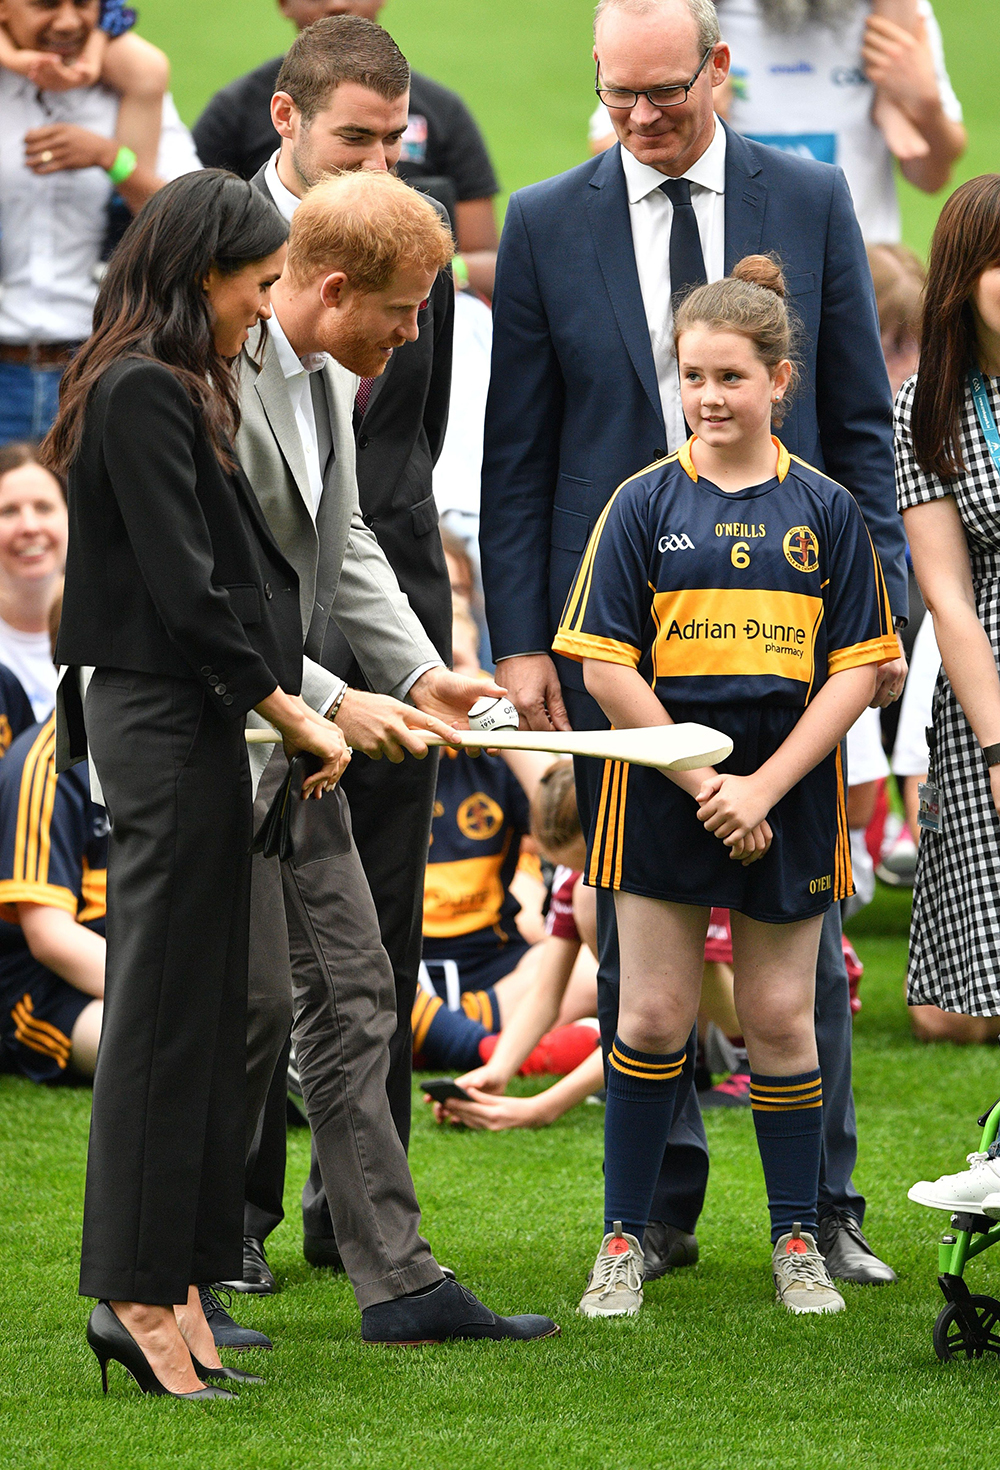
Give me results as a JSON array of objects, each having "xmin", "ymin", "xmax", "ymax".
[{"xmin": 86, "ymin": 1301, "xmax": 235, "ymax": 1401}]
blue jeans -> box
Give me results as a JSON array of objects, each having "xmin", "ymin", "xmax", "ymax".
[{"xmin": 0, "ymin": 360, "xmax": 64, "ymax": 444}]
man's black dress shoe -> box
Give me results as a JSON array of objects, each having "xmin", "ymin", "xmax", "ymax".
[
  {"xmin": 219, "ymin": 1236, "xmax": 276, "ymax": 1295},
  {"xmin": 642, "ymin": 1222, "xmax": 699, "ymax": 1281},
  {"xmin": 361, "ymin": 1278, "xmax": 560, "ymax": 1345},
  {"xmin": 817, "ymin": 1209, "xmax": 897, "ymax": 1284},
  {"xmin": 199, "ymin": 1286, "xmax": 273, "ymax": 1351},
  {"xmin": 303, "ymin": 1233, "xmax": 346, "ymax": 1271}
]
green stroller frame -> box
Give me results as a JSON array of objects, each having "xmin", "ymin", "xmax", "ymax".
[{"xmin": 933, "ymin": 1099, "xmax": 1000, "ymax": 1360}]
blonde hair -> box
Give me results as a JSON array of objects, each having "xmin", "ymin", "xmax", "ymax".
[
  {"xmin": 530, "ymin": 761, "xmax": 582, "ymax": 856},
  {"xmin": 286, "ymin": 170, "xmax": 454, "ymax": 293},
  {"xmin": 673, "ymin": 254, "xmax": 799, "ymax": 424},
  {"xmin": 866, "ymin": 243, "xmax": 925, "ymax": 344}
]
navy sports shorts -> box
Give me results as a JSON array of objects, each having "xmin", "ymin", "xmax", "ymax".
[
  {"xmin": 0, "ymin": 966, "xmax": 90, "ymax": 1084},
  {"xmin": 421, "ymin": 930, "xmax": 531, "ymax": 995},
  {"xmin": 585, "ymin": 700, "xmax": 851, "ymax": 924}
]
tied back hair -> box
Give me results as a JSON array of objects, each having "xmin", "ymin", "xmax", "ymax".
[
  {"xmin": 42, "ymin": 171, "xmax": 289, "ymax": 478},
  {"xmin": 910, "ymin": 174, "xmax": 1000, "ymax": 479},
  {"xmin": 673, "ymin": 254, "xmax": 800, "ymax": 424}
]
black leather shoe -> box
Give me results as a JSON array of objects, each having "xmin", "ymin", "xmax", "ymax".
[
  {"xmin": 642, "ymin": 1222, "xmax": 699, "ymax": 1281},
  {"xmin": 817, "ymin": 1209, "xmax": 897, "ymax": 1284},
  {"xmin": 219, "ymin": 1236, "xmax": 276, "ymax": 1295},
  {"xmin": 199, "ymin": 1286, "xmax": 273, "ymax": 1351},
  {"xmin": 361, "ymin": 1278, "xmax": 560, "ymax": 1345},
  {"xmin": 303, "ymin": 1233, "xmax": 345, "ymax": 1271}
]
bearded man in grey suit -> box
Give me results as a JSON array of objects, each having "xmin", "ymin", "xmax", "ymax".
[{"xmin": 222, "ymin": 171, "xmax": 559, "ymax": 1348}]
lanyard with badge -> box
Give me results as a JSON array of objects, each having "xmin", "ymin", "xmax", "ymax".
[{"xmin": 919, "ymin": 371, "xmax": 1000, "ymax": 834}]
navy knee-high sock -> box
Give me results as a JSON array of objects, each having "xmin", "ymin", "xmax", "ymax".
[
  {"xmin": 412, "ymin": 990, "xmax": 497, "ymax": 1071},
  {"xmin": 750, "ymin": 1069, "xmax": 823, "ymax": 1243},
  {"xmin": 604, "ymin": 1036, "xmax": 687, "ymax": 1245}
]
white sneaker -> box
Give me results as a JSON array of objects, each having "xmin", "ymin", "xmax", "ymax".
[
  {"xmin": 979, "ymin": 1193, "xmax": 1000, "ymax": 1221},
  {"xmin": 772, "ymin": 1226, "xmax": 845, "ymax": 1315},
  {"xmin": 907, "ymin": 1152, "xmax": 1000, "ymax": 1212},
  {"xmin": 578, "ymin": 1223, "xmax": 644, "ymax": 1318}
]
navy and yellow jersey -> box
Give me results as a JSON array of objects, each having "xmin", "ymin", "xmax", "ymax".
[
  {"xmin": 0, "ymin": 716, "xmax": 107, "ymax": 938},
  {"xmin": 553, "ymin": 438, "xmax": 897, "ymax": 708},
  {"xmin": 422, "ymin": 747, "xmax": 530, "ymax": 953},
  {"xmin": 0, "ymin": 716, "xmax": 107, "ymax": 1081},
  {"xmin": 0, "ymin": 664, "xmax": 35, "ymax": 760}
]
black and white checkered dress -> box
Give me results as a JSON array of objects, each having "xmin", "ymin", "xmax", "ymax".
[{"xmin": 896, "ymin": 372, "xmax": 1000, "ymax": 1015}]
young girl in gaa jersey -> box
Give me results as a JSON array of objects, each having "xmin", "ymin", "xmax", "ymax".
[{"xmin": 553, "ymin": 256, "xmax": 897, "ymax": 1319}]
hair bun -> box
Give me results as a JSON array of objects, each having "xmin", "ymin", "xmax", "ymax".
[{"xmin": 731, "ymin": 254, "xmax": 786, "ymax": 299}]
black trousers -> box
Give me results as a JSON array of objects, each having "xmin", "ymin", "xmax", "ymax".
[{"xmin": 79, "ymin": 670, "xmax": 250, "ymax": 1305}]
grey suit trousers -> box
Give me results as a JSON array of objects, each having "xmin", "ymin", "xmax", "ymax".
[{"xmin": 246, "ymin": 752, "xmax": 442, "ymax": 1309}]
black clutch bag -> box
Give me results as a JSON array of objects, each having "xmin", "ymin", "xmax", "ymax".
[{"xmin": 251, "ymin": 752, "xmax": 352, "ymax": 865}]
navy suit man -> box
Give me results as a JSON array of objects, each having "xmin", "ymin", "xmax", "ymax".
[{"xmin": 480, "ymin": 0, "xmax": 906, "ymax": 1286}]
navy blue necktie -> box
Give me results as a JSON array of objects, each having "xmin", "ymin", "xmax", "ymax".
[{"xmin": 660, "ymin": 177, "xmax": 707, "ymax": 299}]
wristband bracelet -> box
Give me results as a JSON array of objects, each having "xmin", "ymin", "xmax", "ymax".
[
  {"xmin": 452, "ymin": 253, "xmax": 469, "ymax": 289},
  {"xmin": 106, "ymin": 145, "xmax": 137, "ymax": 186},
  {"xmin": 981, "ymin": 742, "xmax": 1000, "ymax": 768},
  {"xmin": 328, "ymin": 686, "xmax": 347, "ymax": 720}
]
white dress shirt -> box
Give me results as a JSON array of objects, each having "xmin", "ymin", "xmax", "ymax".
[
  {"xmin": 264, "ymin": 151, "xmax": 300, "ymax": 224},
  {"xmin": 0, "ymin": 72, "xmax": 199, "ymax": 344},
  {"xmin": 266, "ymin": 308, "xmax": 329, "ymax": 516},
  {"xmin": 620, "ymin": 117, "xmax": 727, "ymax": 450}
]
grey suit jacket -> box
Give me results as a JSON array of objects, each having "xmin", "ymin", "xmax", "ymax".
[{"xmin": 235, "ymin": 323, "xmax": 439, "ymax": 723}]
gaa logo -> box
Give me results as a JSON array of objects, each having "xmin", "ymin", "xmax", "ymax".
[
  {"xmin": 782, "ymin": 525, "xmax": 820, "ymax": 573},
  {"xmin": 658, "ymin": 533, "xmax": 695, "ymax": 552}
]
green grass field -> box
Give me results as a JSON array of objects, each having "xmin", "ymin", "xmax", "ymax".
[
  {"xmin": 3, "ymin": 4, "xmax": 1000, "ymax": 1464},
  {"xmin": 134, "ymin": 0, "xmax": 1000, "ymax": 254},
  {"xmin": 5, "ymin": 893, "xmax": 1000, "ymax": 1469}
]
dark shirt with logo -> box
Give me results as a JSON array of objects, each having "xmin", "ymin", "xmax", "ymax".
[
  {"xmin": 193, "ymin": 59, "xmax": 499, "ymax": 203},
  {"xmin": 554, "ymin": 437, "xmax": 897, "ymax": 709}
]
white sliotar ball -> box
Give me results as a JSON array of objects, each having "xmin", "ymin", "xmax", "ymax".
[{"xmin": 468, "ymin": 695, "xmax": 520, "ymax": 733}]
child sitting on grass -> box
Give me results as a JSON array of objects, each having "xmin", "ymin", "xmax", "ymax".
[
  {"xmin": 552, "ymin": 255, "xmax": 898, "ymax": 1320},
  {"xmin": 0, "ymin": 1, "xmax": 167, "ymax": 171}
]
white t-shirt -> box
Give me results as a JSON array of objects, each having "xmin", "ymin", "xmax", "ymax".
[
  {"xmin": 0, "ymin": 616, "xmax": 56, "ymax": 720},
  {"xmin": 717, "ymin": 0, "xmax": 961, "ymax": 243},
  {"xmin": 846, "ymin": 703, "xmax": 890, "ymax": 787},
  {"xmin": 588, "ymin": 0, "xmax": 961, "ymax": 243}
]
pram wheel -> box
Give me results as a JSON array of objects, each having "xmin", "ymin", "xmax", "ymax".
[{"xmin": 933, "ymin": 1295, "xmax": 1000, "ymax": 1361}]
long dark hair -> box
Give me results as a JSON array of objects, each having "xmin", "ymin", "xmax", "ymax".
[
  {"xmin": 42, "ymin": 170, "xmax": 288, "ymax": 477},
  {"xmin": 911, "ymin": 175, "xmax": 1000, "ymax": 479}
]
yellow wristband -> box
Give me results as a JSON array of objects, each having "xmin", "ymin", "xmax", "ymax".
[{"xmin": 107, "ymin": 146, "xmax": 137, "ymax": 186}]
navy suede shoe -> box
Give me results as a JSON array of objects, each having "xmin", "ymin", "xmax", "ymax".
[{"xmin": 361, "ymin": 1278, "xmax": 560, "ymax": 1346}]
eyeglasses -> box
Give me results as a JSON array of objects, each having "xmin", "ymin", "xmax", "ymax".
[{"xmin": 595, "ymin": 46, "xmax": 715, "ymax": 111}]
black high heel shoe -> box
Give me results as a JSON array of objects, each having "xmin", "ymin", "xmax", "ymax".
[
  {"xmin": 86, "ymin": 1301, "xmax": 234, "ymax": 1401},
  {"xmin": 189, "ymin": 1353, "xmax": 264, "ymax": 1385}
]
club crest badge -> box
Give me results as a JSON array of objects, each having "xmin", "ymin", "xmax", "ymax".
[{"xmin": 782, "ymin": 525, "xmax": 820, "ymax": 573}]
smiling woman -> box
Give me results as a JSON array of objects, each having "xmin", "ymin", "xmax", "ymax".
[{"xmin": 0, "ymin": 444, "xmax": 67, "ymax": 720}]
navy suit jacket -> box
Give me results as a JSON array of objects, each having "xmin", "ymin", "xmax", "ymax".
[{"xmin": 480, "ymin": 125, "xmax": 906, "ymax": 692}]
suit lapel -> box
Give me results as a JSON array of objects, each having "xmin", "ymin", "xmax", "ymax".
[
  {"xmin": 247, "ymin": 325, "xmax": 314, "ymax": 519},
  {"xmin": 722, "ymin": 123, "xmax": 766, "ymax": 271},
  {"xmin": 585, "ymin": 145, "xmax": 663, "ymax": 429}
]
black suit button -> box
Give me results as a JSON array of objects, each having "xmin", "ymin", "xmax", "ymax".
[
  {"xmin": 264, "ymin": 582, "xmax": 272, "ymax": 600},
  {"xmin": 201, "ymin": 666, "xmax": 212, "ymax": 677},
  {"xmin": 358, "ymin": 433, "xmax": 369, "ymax": 450},
  {"xmin": 362, "ymin": 513, "xmax": 374, "ymax": 528},
  {"xmin": 216, "ymin": 683, "xmax": 227, "ymax": 695},
  {"xmin": 654, "ymin": 447, "xmax": 665, "ymax": 458},
  {"xmin": 208, "ymin": 675, "xmax": 219, "ymax": 686},
  {"xmin": 223, "ymin": 695, "xmax": 233, "ymax": 706}
]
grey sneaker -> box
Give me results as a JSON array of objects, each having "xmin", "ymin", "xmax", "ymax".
[
  {"xmin": 578, "ymin": 1223, "xmax": 644, "ymax": 1318},
  {"xmin": 772, "ymin": 1224, "xmax": 846, "ymax": 1315}
]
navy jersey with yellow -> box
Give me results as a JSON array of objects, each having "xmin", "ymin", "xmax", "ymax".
[
  {"xmin": 553, "ymin": 439, "xmax": 897, "ymax": 922},
  {"xmin": 422, "ymin": 747, "xmax": 531, "ymax": 985},
  {"xmin": 0, "ymin": 716, "xmax": 107, "ymax": 1082}
]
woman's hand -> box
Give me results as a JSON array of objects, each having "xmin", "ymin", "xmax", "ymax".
[
  {"xmin": 254, "ymin": 690, "xmax": 351, "ymax": 798},
  {"xmin": 695, "ymin": 773, "xmax": 774, "ymax": 857},
  {"xmin": 24, "ymin": 123, "xmax": 116, "ymax": 175},
  {"xmin": 453, "ymin": 1063, "xmax": 509, "ymax": 1096}
]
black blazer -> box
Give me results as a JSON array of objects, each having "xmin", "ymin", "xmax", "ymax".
[
  {"xmin": 250, "ymin": 164, "xmax": 455, "ymax": 673},
  {"xmin": 57, "ymin": 357, "xmax": 302, "ymax": 721}
]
